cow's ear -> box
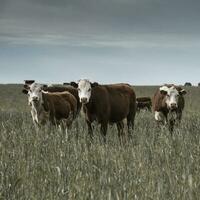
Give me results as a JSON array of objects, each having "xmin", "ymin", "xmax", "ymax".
[
  {"xmin": 91, "ymin": 82, "xmax": 99, "ymax": 88},
  {"xmin": 42, "ymin": 84, "xmax": 48, "ymax": 91},
  {"xmin": 63, "ymin": 82, "xmax": 70, "ymax": 85},
  {"xmin": 24, "ymin": 80, "xmax": 35, "ymax": 85},
  {"xmin": 23, "ymin": 84, "xmax": 30, "ymax": 90},
  {"xmin": 22, "ymin": 89, "xmax": 28, "ymax": 94},
  {"xmin": 179, "ymin": 89, "xmax": 186, "ymax": 95},
  {"xmin": 70, "ymin": 82, "xmax": 78, "ymax": 88}
]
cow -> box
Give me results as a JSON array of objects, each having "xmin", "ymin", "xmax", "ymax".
[
  {"xmin": 70, "ymin": 79, "xmax": 136, "ymax": 142},
  {"xmin": 22, "ymin": 83, "xmax": 77, "ymax": 131},
  {"xmin": 184, "ymin": 82, "xmax": 192, "ymax": 87},
  {"xmin": 23, "ymin": 81, "xmax": 81, "ymax": 115},
  {"xmin": 136, "ymin": 96, "xmax": 152, "ymax": 112},
  {"xmin": 152, "ymin": 84, "xmax": 186, "ymax": 132},
  {"xmin": 43, "ymin": 85, "xmax": 81, "ymax": 115}
]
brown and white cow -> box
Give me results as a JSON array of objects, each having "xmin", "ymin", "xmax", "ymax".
[
  {"xmin": 22, "ymin": 83, "xmax": 77, "ymax": 131},
  {"xmin": 70, "ymin": 79, "xmax": 136, "ymax": 142},
  {"xmin": 152, "ymin": 84, "xmax": 186, "ymax": 132},
  {"xmin": 136, "ymin": 96, "xmax": 152, "ymax": 112},
  {"xmin": 23, "ymin": 81, "xmax": 81, "ymax": 115}
]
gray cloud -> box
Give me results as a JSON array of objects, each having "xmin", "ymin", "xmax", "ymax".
[
  {"xmin": 1, "ymin": 0, "xmax": 200, "ymax": 49},
  {"xmin": 1, "ymin": 0, "xmax": 200, "ymax": 40},
  {"xmin": 0, "ymin": 0, "xmax": 200, "ymax": 84}
]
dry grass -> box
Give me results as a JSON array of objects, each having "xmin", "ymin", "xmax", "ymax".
[{"xmin": 0, "ymin": 84, "xmax": 199, "ymax": 200}]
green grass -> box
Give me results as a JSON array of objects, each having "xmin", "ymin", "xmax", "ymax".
[{"xmin": 0, "ymin": 84, "xmax": 199, "ymax": 199}]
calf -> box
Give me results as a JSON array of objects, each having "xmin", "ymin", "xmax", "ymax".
[
  {"xmin": 43, "ymin": 85, "xmax": 81, "ymax": 115},
  {"xmin": 70, "ymin": 79, "xmax": 136, "ymax": 142},
  {"xmin": 152, "ymin": 84, "xmax": 186, "ymax": 132},
  {"xmin": 22, "ymin": 83, "xmax": 77, "ymax": 130}
]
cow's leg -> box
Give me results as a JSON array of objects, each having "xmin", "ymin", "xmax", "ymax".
[
  {"xmin": 66, "ymin": 111, "xmax": 74, "ymax": 130},
  {"xmin": 169, "ymin": 119, "xmax": 175, "ymax": 134},
  {"xmin": 86, "ymin": 120, "xmax": 93, "ymax": 139},
  {"xmin": 100, "ymin": 122, "xmax": 108, "ymax": 143},
  {"xmin": 60, "ymin": 120, "xmax": 68, "ymax": 135},
  {"xmin": 168, "ymin": 111, "xmax": 177, "ymax": 134},
  {"xmin": 154, "ymin": 112, "xmax": 168, "ymax": 136},
  {"xmin": 127, "ymin": 120, "xmax": 134, "ymax": 136},
  {"xmin": 155, "ymin": 111, "xmax": 164, "ymax": 123},
  {"xmin": 31, "ymin": 109, "xmax": 39, "ymax": 131},
  {"xmin": 177, "ymin": 111, "xmax": 182, "ymax": 123},
  {"xmin": 72, "ymin": 117, "xmax": 79, "ymax": 140},
  {"xmin": 155, "ymin": 111, "xmax": 167, "ymax": 125},
  {"xmin": 127, "ymin": 114, "xmax": 135, "ymax": 138},
  {"xmin": 33, "ymin": 120, "xmax": 40, "ymax": 132},
  {"xmin": 117, "ymin": 121, "xmax": 125, "ymax": 144}
]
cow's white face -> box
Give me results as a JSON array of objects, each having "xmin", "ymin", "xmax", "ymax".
[
  {"xmin": 160, "ymin": 86, "xmax": 185, "ymax": 110},
  {"xmin": 28, "ymin": 83, "xmax": 43, "ymax": 106},
  {"xmin": 78, "ymin": 79, "xmax": 92, "ymax": 104}
]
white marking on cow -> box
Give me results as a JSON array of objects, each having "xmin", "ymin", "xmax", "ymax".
[
  {"xmin": 28, "ymin": 83, "xmax": 44, "ymax": 106},
  {"xmin": 78, "ymin": 79, "xmax": 92, "ymax": 104}
]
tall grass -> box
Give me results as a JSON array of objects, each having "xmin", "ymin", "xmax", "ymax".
[{"xmin": 0, "ymin": 84, "xmax": 199, "ymax": 199}]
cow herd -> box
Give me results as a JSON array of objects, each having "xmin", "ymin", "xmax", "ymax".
[{"xmin": 22, "ymin": 79, "xmax": 187, "ymax": 141}]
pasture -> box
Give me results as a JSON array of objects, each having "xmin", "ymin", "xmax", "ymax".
[{"xmin": 0, "ymin": 84, "xmax": 199, "ymax": 199}]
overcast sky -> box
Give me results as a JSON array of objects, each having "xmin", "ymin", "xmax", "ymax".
[{"xmin": 0, "ymin": 0, "xmax": 200, "ymax": 85}]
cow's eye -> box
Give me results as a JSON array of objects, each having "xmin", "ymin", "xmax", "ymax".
[{"xmin": 88, "ymin": 88, "xmax": 91, "ymax": 92}]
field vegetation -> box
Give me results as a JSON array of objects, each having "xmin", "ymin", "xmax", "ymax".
[{"xmin": 0, "ymin": 84, "xmax": 199, "ymax": 199}]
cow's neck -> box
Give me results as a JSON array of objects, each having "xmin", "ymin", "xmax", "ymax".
[
  {"xmin": 42, "ymin": 92, "xmax": 49, "ymax": 112},
  {"xmin": 83, "ymin": 102, "xmax": 90, "ymax": 114},
  {"xmin": 83, "ymin": 97, "xmax": 94, "ymax": 111}
]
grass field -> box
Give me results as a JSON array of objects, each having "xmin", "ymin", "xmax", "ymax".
[{"xmin": 0, "ymin": 84, "xmax": 199, "ymax": 200}]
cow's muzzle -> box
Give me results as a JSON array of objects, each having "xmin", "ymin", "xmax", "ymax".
[
  {"xmin": 169, "ymin": 103, "xmax": 178, "ymax": 111},
  {"xmin": 80, "ymin": 97, "xmax": 88, "ymax": 104},
  {"xmin": 32, "ymin": 96, "xmax": 39, "ymax": 102}
]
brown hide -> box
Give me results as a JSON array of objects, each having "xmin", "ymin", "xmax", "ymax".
[
  {"xmin": 85, "ymin": 84, "xmax": 136, "ymax": 123},
  {"xmin": 42, "ymin": 86, "xmax": 81, "ymax": 115},
  {"xmin": 136, "ymin": 97, "xmax": 152, "ymax": 111},
  {"xmin": 81, "ymin": 83, "xmax": 136, "ymax": 140},
  {"xmin": 152, "ymin": 89, "xmax": 169, "ymax": 118},
  {"xmin": 136, "ymin": 96, "xmax": 152, "ymax": 102},
  {"xmin": 42, "ymin": 91, "xmax": 77, "ymax": 125},
  {"xmin": 136, "ymin": 101, "xmax": 152, "ymax": 111}
]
